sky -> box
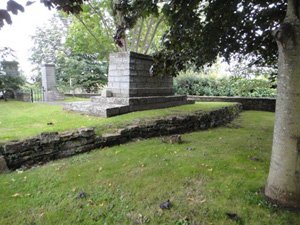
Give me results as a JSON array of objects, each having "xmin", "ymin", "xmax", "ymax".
[{"xmin": 0, "ymin": 1, "xmax": 54, "ymax": 78}]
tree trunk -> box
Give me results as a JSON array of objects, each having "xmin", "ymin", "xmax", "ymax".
[{"xmin": 265, "ymin": 0, "xmax": 300, "ymax": 208}]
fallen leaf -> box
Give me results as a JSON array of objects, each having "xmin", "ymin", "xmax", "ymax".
[
  {"xmin": 12, "ymin": 193, "xmax": 21, "ymax": 197},
  {"xmin": 160, "ymin": 200, "xmax": 172, "ymax": 209},
  {"xmin": 200, "ymin": 199, "xmax": 206, "ymax": 203}
]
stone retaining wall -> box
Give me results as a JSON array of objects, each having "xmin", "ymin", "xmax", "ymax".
[
  {"xmin": 188, "ymin": 96, "xmax": 276, "ymax": 112},
  {"xmin": 0, "ymin": 104, "xmax": 242, "ymax": 171},
  {"xmin": 65, "ymin": 93, "xmax": 101, "ymax": 98}
]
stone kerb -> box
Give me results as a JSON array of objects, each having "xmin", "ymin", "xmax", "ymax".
[{"xmin": 0, "ymin": 104, "xmax": 242, "ymax": 172}]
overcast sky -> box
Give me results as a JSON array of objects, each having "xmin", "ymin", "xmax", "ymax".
[{"xmin": 0, "ymin": 2, "xmax": 54, "ymax": 78}]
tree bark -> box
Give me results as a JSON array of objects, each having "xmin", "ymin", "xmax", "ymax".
[
  {"xmin": 265, "ymin": 0, "xmax": 300, "ymax": 208},
  {"xmin": 135, "ymin": 18, "xmax": 145, "ymax": 52}
]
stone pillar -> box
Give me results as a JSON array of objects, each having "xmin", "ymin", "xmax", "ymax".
[
  {"xmin": 41, "ymin": 64, "xmax": 64, "ymax": 101},
  {"xmin": 1, "ymin": 61, "xmax": 19, "ymax": 76}
]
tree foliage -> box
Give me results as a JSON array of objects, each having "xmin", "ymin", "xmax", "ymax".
[
  {"xmin": 112, "ymin": 0, "xmax": 286, "ymax": 75},
  {"xmin": 0, "ymin": 74, "xmax": 25, "ymax": 94},
  {"xmin": 30, "ymin": 12, "xmax": 108, "ymax": 93},
  {"xmin": 56, "ymin": 53, "xmax": 107, "ymax": 93},
  {"xmin": 0, "ymin": 62, "xmax": 25, "ymax": 100},
  {"xmin": 0, "ymin": 0, "xmax": 87, "ymax": 29},
  {"xmin": 1, "ymin": 0, "xmax": 286, "ymax": 76},
  {"xmin": 66, "ymin": 0, "xmax": 167, "ymax": 58},
  {"xmin": 65, "ymin": 0, "xmax": 116, "ymax": 60},
  {"xmin": 29, "ymin": 14, "xmax": 69, "ymax": 81}
]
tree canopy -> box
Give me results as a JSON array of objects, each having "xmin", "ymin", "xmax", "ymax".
[
  {"xmin": 1, "ymin": 0, "xmax": 286, "ymax": 75},
  {"xmin": 112, "ymin": 0, "xmax": 286, "ymax": 75},
  {"xmin": 0, "ymin": 0, "xmax": 86, "ymax": 28}
]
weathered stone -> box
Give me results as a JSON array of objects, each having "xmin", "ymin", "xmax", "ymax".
[
  {"xmin": 78, "ymin": 128, "xmax": 95, "ymax": 137},
  {"xmin": 41, "ymin": 64, "xmax": 64, "ymax": 101},
  {"xmin": 188, "ymin": 96, "xmax": 276, "ymax": 112},
  {"xmin": 101, "ymin": 89, "xmax": 113, "ymax": 97},
  {"xmin": 64, "ymin": 52, "xmax": 192, "ymax": 117},
  {"xmin": 0, "ymin": 156, "xmax": 8, "ymax": 173},
  {"xmin": 1, "ymin": 104, "xmax": 242, "ymax": 171},
  {"xmin": 40, "ymin": 132, "xmax": 60, "ymax": 144}
]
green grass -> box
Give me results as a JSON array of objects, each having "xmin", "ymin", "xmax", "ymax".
[
  {"xmin": 0, "ymin": 101, "xmax": 234, "ymax": 143},
  {"xmin": 0, "ymin": 111, "xmax": 299, "ymax": 224}
]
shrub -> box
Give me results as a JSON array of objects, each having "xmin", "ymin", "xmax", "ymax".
[{"xmin": 174, "ymin": 73, "xmax": 276, "ymax": 97}]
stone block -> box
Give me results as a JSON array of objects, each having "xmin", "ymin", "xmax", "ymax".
[
  {"xmin": 78, "ymin": 128, "xmax": 95, "ymax": 138},
  {"xmin": 40, "ymin": 132, "xmax": 60, "ymax": 144},
  {"xmin": 0, "ymin": 156, "xmax": 8, "ymax": 173},
  {"xmin": 101, "ymin": 89, "xmax": 113, "ymax": 97}
]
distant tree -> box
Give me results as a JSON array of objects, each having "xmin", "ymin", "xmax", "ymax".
[
  {"xmin": 56, "ymin": 53, "xmax": 107, "ymax": 93},
  {"xmin": 0, "ymin": 47, "xmax": 15, "ymax": 60},
  {"xmin": 30, "ymin": 12, "xmax": 108, "ymax": 92},
  {"xmin": 29, "ymin": 14, "xmax": 69, "ymax": 82},
  {"xmin": 0, "ymin": 61, "xmax": 25, "ymax": 100}
]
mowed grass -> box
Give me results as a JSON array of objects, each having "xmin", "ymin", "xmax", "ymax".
[
  {"xmin": 0, "ymin": 100, "xmax": 234, "ymax": 143},
  {"xmin": 0, "ymin": 111, "xmax": 299, "ymax": 225}
]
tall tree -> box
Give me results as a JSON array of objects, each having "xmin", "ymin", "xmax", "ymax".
[
  {"xmin": 66, "ymin": 0, "xmax": 167, "ymax": 57},
  {"xmin": 29, "ymin": 13, "xmax": 69, "ymax": 82},
  {"xmin": 65, "ymin": 0, "xmax": 115, "ymax": 60},
  {"xmin": 264, "ymin": 0, "xmax": 300, "ymax": 208}
]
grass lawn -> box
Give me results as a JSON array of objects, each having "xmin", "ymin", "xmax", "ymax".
[
  {"xmin": 0, "ymin": 111, "xmax": 299, "ymax": 224},
  {"xmin": 0, "ymin": 100, "xmax": 234, "ymax": 144}
]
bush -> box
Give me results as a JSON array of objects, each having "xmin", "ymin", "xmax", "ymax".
[{"xmin": 174, "ymin": 73, "xmax": 276, "ymax": 97}]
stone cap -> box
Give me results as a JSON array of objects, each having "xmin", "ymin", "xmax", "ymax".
[
  {"xmin": 110, "ymin": 51, "xmax": 153, "ymax": 61},
  {"xmin": 42, "ymin": 64, "xmax": 55, "ymax": 67}
]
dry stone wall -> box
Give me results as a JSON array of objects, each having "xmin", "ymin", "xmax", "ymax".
[{"xmin": 0, "ymin": 104, "xmax": 242, "ymax": 171}]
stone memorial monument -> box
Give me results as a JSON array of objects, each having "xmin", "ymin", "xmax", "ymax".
[
  {"xmin": 64, "ymin": 52, "xmax": 193, "ymax": 117},
  {"xmin": 41, "ymin": 64, "xmax": 64, "ymax": 102},
  {"xmin": 1, "ymin": 61, "xmax": 19, "ymax": 76}
]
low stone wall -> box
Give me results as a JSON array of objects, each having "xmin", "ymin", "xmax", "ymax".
[
  {"xmin": 0, "ymin": 104, "xmax": 242, "ymax": 171},
  {"xmin": 65, "ymin": 93, "xmax": 102, "ymax": 98},
  {"xmin": 15, "ymin": 92, "xmax": 31, "ymax": 102},
  {"xmin": 188, "ymin": 96, "xmax": 276, "ymax": 112}
]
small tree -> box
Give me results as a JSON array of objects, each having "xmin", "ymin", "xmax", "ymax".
[
  {"xmin": 0, "ymin": 67, "xmax": 24, "ymax": 101},
  {"xmin": 56, "ymin": 53, "xmax": 107, "ymax": 93}
]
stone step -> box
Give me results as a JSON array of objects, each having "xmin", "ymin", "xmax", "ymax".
[
  {"xmin": 64, "ymin": 96, "xmax": 194, "ymax": 118},
  {"xmin": 90, "ymin": 96, "xmax": 130, "ymax": 105},
  {"xmin": 91, "ymin": 95, "xmax": 188, "ymax": 106},
  {"xmin": 63, "ymin": 102, "xmax": 130, "ymax": 117},
  {"xmin": 128, "ymin": 95, "xmax": 187, "ymax": 106}
]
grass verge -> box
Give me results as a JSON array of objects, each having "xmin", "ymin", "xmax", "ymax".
[{"xmin": 0, "ymin": 111, "xmax": 299, "ymax": 224}]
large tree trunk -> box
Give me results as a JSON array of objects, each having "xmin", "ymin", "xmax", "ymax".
[{"xmin": 265, "ymin": 0, "xmax": 300, "ymax": 208}]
